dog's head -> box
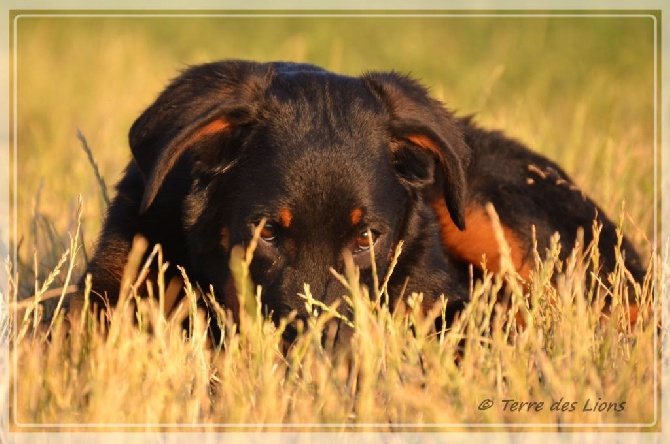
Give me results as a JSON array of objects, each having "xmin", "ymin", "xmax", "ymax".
[{"xmin": 129, "ymin": 60, "xmax": 471, "ymax": 333}]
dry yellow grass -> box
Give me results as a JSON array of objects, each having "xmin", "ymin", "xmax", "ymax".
[{"xmin": 5, "ymin": 201, "xmax": 661, "ymax": 432}]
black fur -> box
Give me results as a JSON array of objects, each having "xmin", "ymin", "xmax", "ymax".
[{"xmin": 77, "ymin": 60, "xmax": 645, "ymax": 343}]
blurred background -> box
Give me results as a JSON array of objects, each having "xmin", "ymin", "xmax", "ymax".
[{"xmin": 12, "ymin": 13, "xmax": 657, "ymax": 288}]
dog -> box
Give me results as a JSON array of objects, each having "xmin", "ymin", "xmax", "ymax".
[{"xmin": 73, "ymin": 60, "xmax": 646, "ymax": 344}]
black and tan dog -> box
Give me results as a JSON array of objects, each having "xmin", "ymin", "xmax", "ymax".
[{"xmin": 75, "ymin": 60, "xmax": 645, "ymax": 342}]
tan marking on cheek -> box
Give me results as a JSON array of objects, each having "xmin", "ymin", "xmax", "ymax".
[
  {"xmin": 430, "ymin": 199, "xmax": 531, "ymax": 279},
  {"xmin": 278, "ymin": 207, "xmax": 293, "ymax": 229},
  {"xmin": 350, "ymin": 208, "xmax": 364, "ymax": 226}
]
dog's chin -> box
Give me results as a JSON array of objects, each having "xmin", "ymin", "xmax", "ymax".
[
  {"xmin": 280, "ymin": 315, "xmax": 356, "ymax": 356},
  {"xmin": 281, "ymin": 320, "xmax": 300, "ymax": 343}
]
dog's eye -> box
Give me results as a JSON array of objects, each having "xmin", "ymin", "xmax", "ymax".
[
  {"xmin": 355, "ymin": 229, "xmax": 379, "ymax": 252},
  {"xmin": 259, "ymin": 222, "xmax": 278, "ymax": 242}
]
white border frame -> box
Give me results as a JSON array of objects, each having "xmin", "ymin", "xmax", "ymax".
[{"xmin": 1, "ymin": 2, "xmax": 667, "ymax": 443}]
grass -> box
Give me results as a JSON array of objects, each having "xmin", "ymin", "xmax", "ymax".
[
  {"xmin": 4, "ymin": 12, "xmax": 662, "ymax": 435},
  {"xmin": 5, "ymin": 205, "xmax": 660, "ymax": 431}
]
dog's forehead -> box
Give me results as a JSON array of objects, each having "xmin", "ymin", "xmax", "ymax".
[
  {"xmin": 232, "ymin": 68, "xmax": 406, "ymax": 227},
  {"xmin": 235, "ymin": 138, "xmax": 402, "ymax": 231},
  {"xmin": 270, "ymin": 67, "xmax": 368, "ymax": 97},
  {"xmin": 247, "ymin": 141, "xmax": 387, "ymax": 207},
  {"xmin": 263, "ymin": 70, "xmax": 385, "ymax": 130},
  {"xmin": 257, "ymin": 74, "xmax": 396, "ymax": 191},
  {"xmin": 253, "ymin": 71, "xmax": 391, "ymax": 163}
]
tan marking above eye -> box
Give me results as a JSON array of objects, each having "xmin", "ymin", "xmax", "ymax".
[
  {"xmin": 350, "ymin": 208, "xmax": 364, "ymax": 226},
  {"xmin": 278, "ymin": 207, "xmax": 293, "ymax": 229}
]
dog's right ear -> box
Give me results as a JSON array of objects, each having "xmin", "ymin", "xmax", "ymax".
[{"xmin": 129, "ymin": 60, "xmax": 273, "ymax": 213}]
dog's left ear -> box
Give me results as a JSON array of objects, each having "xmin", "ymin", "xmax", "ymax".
[{"xmin": 363, "ymin": 72, "xmax": 471, "ymax": 230}]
